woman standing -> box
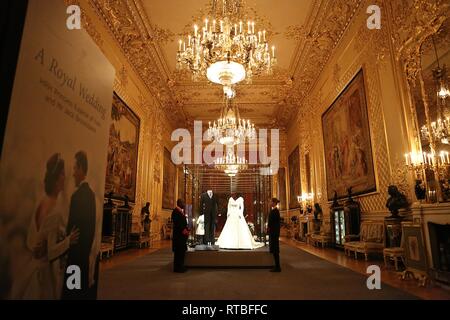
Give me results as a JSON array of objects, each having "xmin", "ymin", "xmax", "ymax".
[{"xmin": 21, "ymin": 153, "xmax": 80, "ymax": 299}]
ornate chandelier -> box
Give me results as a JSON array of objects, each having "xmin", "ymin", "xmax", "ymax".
[
  {"xmin": 176, "ymin": 0, "xmax": 277, "ymax": 85},
  {"xmin": 207, "ymin": 96, "xmax": 256, "ymax": 146},
  {"xmin": 214, "ymin": 148, "xmax": 248, "ymax": 176},
  {"xmin": 421, "ymin": 117, "xmax": 450, "ymax": 145}
]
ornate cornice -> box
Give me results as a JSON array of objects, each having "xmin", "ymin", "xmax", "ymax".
[
  {"xmin": 389, "ymin": 0, "xmax": 449, "ymax": 83},
  {"xmin": 280, "ymin": 0, "xmax": 363, "ymax": 127},
  {"xmin": 90, "ymin": 0, "xmax": 186, "ymax": 127},
  {"xmin": 65, "ymin": 0, "xmax": 104, "ymax": 47},
  {"xmin": 84, "ymin": 0, "xmax": 383, "ymax": 131}
]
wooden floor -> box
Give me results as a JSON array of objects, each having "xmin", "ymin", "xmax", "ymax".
[
  {"xmin": 284, "ymin": 238, "xmax": 450, "ymax": 300},
  {"xmin": 100, "ymin": 238, "xmax": 450, "ymax": 300},
  {"xmin": 100, "ymin": 240, "xmax": 171, "ymax": 271}
]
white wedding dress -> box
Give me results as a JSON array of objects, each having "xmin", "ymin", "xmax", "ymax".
[
  {"xmin": 217, "ymin": 197, "xmax": 263, "ymax": 250},
  {"xmin": 14, "ymin": 199, "xmax": 70, "ymax": 300}
]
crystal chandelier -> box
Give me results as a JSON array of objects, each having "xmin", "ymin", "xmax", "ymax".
[
  {"xmin": 433, "ymin": 65, "xmax": 450, "ymax": 103},
  {"xmin": 214, "ymin": 147, "xmax": 248, "ymax": 176},
  {"xmin": 420, "ymin": 35, "xmax": 450, "ymax": 145},
  {"xmin": 176, "ymin": 0, "xmax": 277, "ymax": 85},
  {"xmin": 207, "ymin": 95, "xmax": 256, "ymax": 145},
  {"xmin": 421, "ymin": 117, "xmax": 450, "ymax": 145}
]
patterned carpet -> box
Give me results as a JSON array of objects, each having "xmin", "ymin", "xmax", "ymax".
[{"xmin": 98, "ymin": 244, "xmax": 418, "ymax": 300}]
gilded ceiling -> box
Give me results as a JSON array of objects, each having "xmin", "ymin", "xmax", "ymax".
[{"xmin": 91, "ymin": 0, "xmax": 364, "ymax": 129}]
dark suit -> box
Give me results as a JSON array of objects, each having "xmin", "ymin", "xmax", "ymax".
[
  {"xmin": 61, "ymin": 182, "xmax": 96, "ymax": 300},
  {"xmin": 172, "ymin": 208, "xmax": 188, "ymax": 272},
  {"xmin": 200, "ymin": 192, "xmax": 218, "ymax": 244},
  {"xmin": 268, "ymin": 207, "xmax": 281, "ymax": 269}
]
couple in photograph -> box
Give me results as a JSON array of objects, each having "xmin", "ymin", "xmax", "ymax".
[{"xmin": 22, "ymin": 151, "xmax": 96, "ymax": 299}]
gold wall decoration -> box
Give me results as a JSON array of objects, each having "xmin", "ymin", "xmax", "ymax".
[
  {"xmin": 279, "ymin": 0, "xmax": 364, "ymax": 126},
  {"xmin": 288, "ymin": 146, "xmax": 301, "ymax": 209},
  {"xmin": 91, "ymin": 0, "xmax": 186, "ymax": 127},
  {"xmin": 288, "ymin": 0, "xmax": 404, "ymax": 215},
  {"xmin": 118, "ymin": 65, "xmax": 128, "ymax": 87},
  {"xmin": 162, "ymin": 148, "xmax": 176, "ymax": 209},
  {"xmin": 278, "ymin": 168, "xmax": 287, "ymax": 210},
  {"xmin": 65, "ymin": 0, "xmax": 104, "ymax": 47}
]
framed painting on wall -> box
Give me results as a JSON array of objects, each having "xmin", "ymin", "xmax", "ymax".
[
  {"xmin": 162, "ymin": 147, "xmax": 176, "ymax": 209},
  {"xmin": 402, "ymin": 223, "xmax": 428, "ymax": 277},
  {"xmin": 278, "ymin": 168, "xmax": 287, "ymax": 210},
  {"xmin": 322, "ymin": 69, "xmax": 376, "ymax": 201},
  {"xmin": 105, "ymin": 92, "xmax": 140, "ymax": 202},
  {"xmin": 288, "ymin": 146, "xmax": 301, "ymax": 209}
]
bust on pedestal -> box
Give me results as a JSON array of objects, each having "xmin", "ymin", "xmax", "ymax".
[{"xmin": 385, "ymin": 185, "xmax": 409, "ymax": 248}]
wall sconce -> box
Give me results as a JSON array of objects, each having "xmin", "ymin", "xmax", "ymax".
[
  {"xmin": 405, "ymin": 151, "xmax": 450, "ymax": 178},
  {"xmin": 405, "ymin": 150, "xmax": 450, "ymax": 202},
  {"xmin": 297, "ymin": 192, "xmax": 314, "ymax": 214}
]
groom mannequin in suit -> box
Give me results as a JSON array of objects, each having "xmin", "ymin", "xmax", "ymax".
[
  {"xmin": 62, "ymin": 151, "xmax": 96, "ymax": 299},
  {"xmin": 200, "ymin": 190, "xmax": 218, "ymax": 245}
]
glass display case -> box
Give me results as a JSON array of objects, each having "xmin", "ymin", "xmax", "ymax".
[
  {"xmin": 334, "ymin": 208, "xmax": 346, "ymax": 246},
  {"xmin": 181, "ymin": 164, "xmax": 272, "ymax": 246},
  {"xmin": 331, "ymin": 199, "xmax": 361, "ymax": 249}
]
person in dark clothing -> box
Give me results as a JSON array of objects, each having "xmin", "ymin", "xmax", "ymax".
[
  {"xmin": 172, "ymin": 199, "xmax": 189, "ymax": 273},
  {"xmin": 61, "ymin": 151, "xmax": 96, "ymax": 299},
  {"xmin": 141, "ymin": 202, "xmax": 151, "ymax": 234},
  {"xmin": 267, "ymin": 198, "xmax": 281, "ymax": 272}
]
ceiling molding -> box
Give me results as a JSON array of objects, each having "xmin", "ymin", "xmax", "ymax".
[
  {"xmin": 89, "ymin": 0, "xmax": 364, "ymax": 130},
  {"xmin": 90, "ymin": 0, "xmax": 186, "ymax": 127},
  {"xmin": 280, "ymin": 0, "xmax": 363, "ymax": 128}
]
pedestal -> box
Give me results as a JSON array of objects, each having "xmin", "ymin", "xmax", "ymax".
[
  {"xmin": 185, "ymin": 247, "xmax": 273, "ymax": 268},
  {"xmin": 384, "ymin": 215, "xmax": 403, "ymax": 248}
]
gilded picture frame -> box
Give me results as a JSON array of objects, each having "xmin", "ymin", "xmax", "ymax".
[
  {"xmin": 322, "ymin": 69, "xmax": 376, "ymax": 201},
  {"xmin": 105, "ymin": 92, "xmax": 140, "ymax": 202},
  {"xmin": 402, "ymin": 223, "xmax": 428, "ymax": 273}
]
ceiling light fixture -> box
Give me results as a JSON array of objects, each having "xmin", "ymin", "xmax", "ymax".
[
  {"xmin": 176, "ymin": 0, "xmax": 277, "ymax": 85},
  {"xmin": 207, "ymin": 95, "xmax": 256, "ymax": 146}
]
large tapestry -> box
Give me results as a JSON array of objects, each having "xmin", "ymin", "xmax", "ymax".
[
  {"xmin": 162, "ymin": 147, "xmax": 176, "ymax": 209},
  {"xmin": 105, "ymin": 93, "xmax": 140, "ymax": 202},
  {"xmin": 288, "ymin": 146, "xmax": 301, "ymax": 209},
  {"xmin": 322, "ymin": 69, "xmax": 376, "ymax": 201}
]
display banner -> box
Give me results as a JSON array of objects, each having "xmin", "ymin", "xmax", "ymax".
[{"xmin": 0, "ymin": 0, "xmax": 115, "ymax": 299}]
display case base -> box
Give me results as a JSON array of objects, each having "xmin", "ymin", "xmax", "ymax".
[{"xmin": 185, "ymin": 247, "xmax": 274, "ymax": 268}]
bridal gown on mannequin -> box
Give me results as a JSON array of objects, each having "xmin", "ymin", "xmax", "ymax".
[{"xmin": 217, "ymin": 197, "xmax": 263, "ymax": 249}]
